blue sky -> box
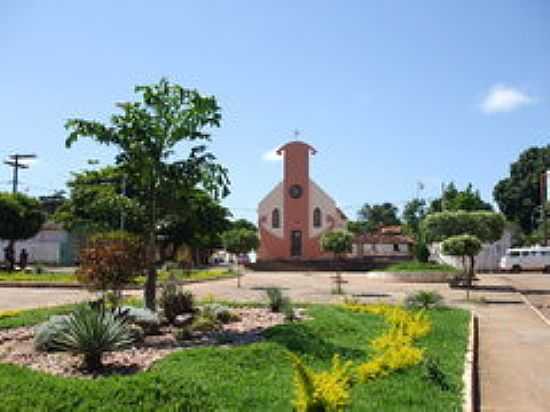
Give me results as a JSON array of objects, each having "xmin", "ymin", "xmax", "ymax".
[{"xmin": 1, "ymin": 1, "xmax": 549, "ymax": 222}]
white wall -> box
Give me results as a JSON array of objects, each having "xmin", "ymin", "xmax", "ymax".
[
  {"xmin": 0, "ymin": 229, "xmax": 69, "ymax": 264},
  {"xmin": 309, "ymin": 180, "xmax": 346, "ymax": 238},
  {"xmin": 257, "ymin": 182, "xmax": 284, "ymax": 239},
  {"xmin": 429, "ymin": 230, "xmax": 512, "ymax": 271}
]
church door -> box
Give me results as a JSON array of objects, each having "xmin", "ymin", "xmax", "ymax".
[{"xmin": 290, "ymin": 230, "xmax": 302, "ymax": 257}]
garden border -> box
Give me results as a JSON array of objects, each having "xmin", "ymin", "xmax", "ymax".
[{"xmin": 463, "ymin": 311, "xmax": 479, "ymax": 412}]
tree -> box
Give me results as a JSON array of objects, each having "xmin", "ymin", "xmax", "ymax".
[
  {"xmin": 54, "ymin": 166, "xmax": 144, "ymax": 233},
  {"xmin": 65, "ymin": 79, "xmax": 230, "ymax": 310},
  {"xmin": 402, "ymin": 198, "xmax": 427, "ymax": 236},
  {"xmin": 230, "ymin": 218, "xmax": 257, "ymax": 232},
  {"xmin": 320, "ymin": 230, "xmax": 353, "ymax": 294},
  {"xmin": 0, "ymin": 192, "xmax": 45, "ymax": 270},
  {"xmin": 357, "ymin": 203, "xmax": 400, "ymax": 233},
  {"xmin": 221, "ymin": 228, "xmax": 260, "ymax": 288},
  {"xmin": 158, "ymin": 189, "xmax": 232, "ymax": 265},
  {"xmin": 441, "ymin": 235, "xmax": 482, "ymax": 299},
  {"xmin": 429, "ymin": 182, "xmax": 492, "ymax": 214},
  {"xmin": 422, "ymin": 211, "xmax": 505, "ymax": 298},
  {"xmin": 494, "ymin": 145, "xmax": 550, "ymax": 233},
  {"xmin": 345, "ymin": 220, "xmax": 369, "ymax": 235}
]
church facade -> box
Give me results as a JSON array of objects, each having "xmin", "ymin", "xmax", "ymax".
[{"xmin": 257, "ymin": 141, "xmax": 347, "ymax": 261}]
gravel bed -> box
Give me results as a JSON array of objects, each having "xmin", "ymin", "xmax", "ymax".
[{"xmin": 0, "ymin": 308, "xmax": 300, "ymax": 378}]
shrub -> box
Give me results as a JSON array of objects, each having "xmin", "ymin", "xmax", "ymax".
[
  {"xmin": 266, "ymin": 287, "xmax": 287, "ymax": 312},
  {"xmin": 48, "ymin": 305, "xmax": 134, "ymax": 370},
  {"xmin": 33, "ymin": 315, "xmax": 71, "ymax": 351},
  {"xmin": 117, "ymin": 306, "xmax": 160, "ymax": 335},
  {"xmin": 200, "ymin": 303, "xmax": 239, "ymax": 324},
  {"xmin": 190, "ymin": 316, "xmax": 222, "ymax": 333},
  {"xmin": 283, "ymin": 301, "xmax": 297, "ymax": 322},
  {"xmin": 291, "ymin": 353, "xmax": 354, "ymax": 412},
  {"xmin": 175, "ymin": 326, "xmax": 194, "ymax": 342},
  {"xmin": 159, "ymin": 276, "xmax": 195, "ymax": 325},
  {"xmin": 77, "ymin": 231, "xmax": 146, "ymax": 300},
  {"xmin": 405, "ymin": 290, "xmax": 444, "ymax": 310}
]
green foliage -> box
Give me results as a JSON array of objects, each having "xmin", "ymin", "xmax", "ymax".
[
  {"xmin": 429, "ymin": 182, "xmax": 493, "ymax": 213},
  {"xmin": 49, "ymin": 305, "xmax": 134, "ymax": 370},
  {"xmin": 221, "ymin": 228, "xmax": 259, "ymax": 255},
  {"xmin": 384, "ymin": 261, "xmax": 458, "ymax": 273},
  {"xmin": 200, "ymin": 303, "xmax": 238, "ymax": 324},
  {"xmin": 159, "ymin": 276, "xmax": 195, "ymax": 324},
  {"xmin": 320, "ymin": 230, "xmax": 353, "ymax": 257},
  {"xmin": 230, "ymin": 218, "xmax": 257, "ymax": 232},
  {"xmin": 422, "ymin": 210, "xmax": 505, "ymax": 243},
  {"xmin": 266, "ymin": 287, "xmax": 286, "ymax": 312},
  {"xmin": 0, "ymin": 305, "xmax": 470, "ymax": 411},
  {"xmin": 423, "ymin": 356, "xmax": 451, "ymax": 391},
  {"xmin": 0, "ymin": 192, "xmax": 45, "ymax": 242},
  {"xmin": 404, "ymin": 290, "xmax": 444, "ymax": 310},
  {"xmin": 54, "ymin": 166, "xmax": 144, "ymax": 233},
  {"xmin": 494, "ymin": 144, "xmax": 550, "ymax": 233},
  {"xmin": 64, "ymin": 78, "xmax": 231, "ymax": 310},
  {"xmin": 118, "ymin": 306, "xmax": 160, "ymax": 335},
  {"xmin": 77, "ymin": 231, "xmax": 146, "ymax": 295},
  {"xmin": 357, "ymin": 202, "xmax": 401, "ymax": 233},
  {"xmin": 441, "ymin": 234, "xmax": 483, "ymax": 258},
  {"xmin": 402, "ymin": 198, "xmax": 427, "ymax": 236},
  {"xmin": 414, "ymin": 238, "xmax": 431, "ymax": 262},
  {"xmin": 190, "ymin": 315, "xmax": 222, "ymax": 333}
]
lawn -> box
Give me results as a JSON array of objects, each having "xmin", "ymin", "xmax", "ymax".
[
  {"xmin": 0, "ymin": 304, "xmax": 470, "ymax": 411},
  {"xmin": 384, "ymin": 261, "xmax": 459, "ymax": 273},
  {"xmin": 0, "ymin": 268, "xmax": 234, "ymax": 285}
]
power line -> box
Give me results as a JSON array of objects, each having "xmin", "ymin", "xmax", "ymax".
[{"xmin": 3, "ymin": 154, "xmax": 37, "ymax": 194}]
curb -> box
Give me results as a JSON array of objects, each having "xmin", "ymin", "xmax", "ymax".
[
  {"xmin": 463, "ymin": 311, "xmax": 479, "ymax": 412},
  {"xmin": 519, "ymin": 294, "xmax": 550, "ymax": 327}
]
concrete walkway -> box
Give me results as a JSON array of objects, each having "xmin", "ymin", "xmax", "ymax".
[
  {"xmin": 475, "ymin": 274, "xmax": 550, "ymax": 412},
  {"xmin": 0, "ymin": 287, "xmax": 92, "ymax": 311}
]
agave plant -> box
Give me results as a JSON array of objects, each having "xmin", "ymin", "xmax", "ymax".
[
  {"xmin": 404, "ymin": 290, "xmax": 444, "ymax": 310},
  {"xmin": 51, "ymin": 305, "xmax": 134, "ymax": 371}
]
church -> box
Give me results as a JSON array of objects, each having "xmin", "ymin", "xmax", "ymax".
[{"xmin": 257, "ymin": 141, "xmax": 347, "ymax": 261}]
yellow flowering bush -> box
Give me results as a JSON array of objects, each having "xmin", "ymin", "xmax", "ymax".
[
  {"xmin": 290, "ymin": 353, "xmax": 354, "ymax": 412},
  {"xmin": 344, "ymin": 303, "xmax": 432, "ymax": 383},
  {"xmin": 0, "ymin": 310, "xmax": 22, "ymax": 319}
]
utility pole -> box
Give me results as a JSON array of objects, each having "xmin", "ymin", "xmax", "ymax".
[
  {"xmin": 3, "ymin": 154, "xmax": 37, "ymax": 194},
  {"xmin": 542, "ymin": 170, "xmax": 549, "ymax": 246}
]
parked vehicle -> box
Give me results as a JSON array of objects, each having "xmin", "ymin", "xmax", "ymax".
[{"xmin": 499, "ymin": 246, "xmax": 550, "ymax": 273}]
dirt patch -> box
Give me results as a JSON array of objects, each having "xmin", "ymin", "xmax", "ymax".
[{"xmin": 0, "ymin": 308, "xmax": 301, "ymax": 378}]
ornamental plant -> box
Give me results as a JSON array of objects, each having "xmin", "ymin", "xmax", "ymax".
[
  {"xmin": 159, "ymin": 276, "xmax": 195, "ymax": 324},
  {"xmin": 50, "ymin": 305, "xmax": 134, "ymax": 371},
  {"xmin": 77, "ymin": 231, "xmax": 146, "ymax": 303},
  {"xmin": 290, "ymin": 353, "xmax": 354, "ymax": 412}
]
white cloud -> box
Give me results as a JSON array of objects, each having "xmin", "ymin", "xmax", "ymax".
[
  {"xmin": 480, "ymin": 84, "xmax": 535, "ymax": 114},
  {"xmin": 262, "ymin": 147, "xmax": 282, "ymax": 162}
]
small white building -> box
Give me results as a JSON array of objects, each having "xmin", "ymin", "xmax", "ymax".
[{"xmin": 352, "ymin": 226, "xmax": 413, "ymax": 257}]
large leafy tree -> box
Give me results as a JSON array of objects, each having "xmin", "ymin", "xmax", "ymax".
[
  {"xmin": 65, "ymin": 78, "xmax": 230, "ymax": 310},
  {"xmin": 428, "ymin": 182, "xmax": 492, "ymax": 214},
  {"xmin": 357, "ymin": 202, "xmax": 401, "ymax": 233},
  {"xmin": 55, "ymin": 166, "xmax": 144, "ymax": 233},
  {"xmin": 494, "ymin": 145, "xmax": 550, "ymax": 234},
  {"xmin": 158, "ymin": 189, "xmax": 232, "ymax": 264},
  {"xmin": 0, "ymin": 192, "xmax": 46, "ymax": 270}
]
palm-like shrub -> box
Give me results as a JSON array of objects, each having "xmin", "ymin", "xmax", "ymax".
[
  {"xmin": 51, "ymin": 305, "xmax": 134, "ymax": 371},
  {"xmin": 404, "ymin": 290, "xmax": 443, "ymax": 310},
  {"xmin": 266, "ymin": 287, "xmax": 287, "ymax": 312}
]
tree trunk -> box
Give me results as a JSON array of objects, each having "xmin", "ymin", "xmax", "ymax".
[
  {"xmin": 144, "ymin": 230, "xmax": 157, "ymax": 310},
  {"xmin": 467, "ymin": 254, "xmax": 475, "ymax": 301},
  {"xmin": 84, "ymin": 352, "xmax": 102, "ymax": 371}
]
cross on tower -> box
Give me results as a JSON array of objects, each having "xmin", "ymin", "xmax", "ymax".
[{"xmin": 293, "ymin": 129, "xmax": 301, "ymax": 138}]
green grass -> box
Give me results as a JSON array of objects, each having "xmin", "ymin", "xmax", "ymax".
[
  {"xmin": 0, "ymin": 268, "xmax": 234, "ymax": 285},
  {"xmin": 384, "ymin": 261, "xmax": 459, "ymax": 273},
  {"xmin": 0, "ymin": 304, "xmax": 470, "ymax": 411}
]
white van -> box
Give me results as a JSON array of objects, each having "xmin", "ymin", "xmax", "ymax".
[{"xmin": 499, "ymin": 246, "xmax": 550, "ymax": 273}]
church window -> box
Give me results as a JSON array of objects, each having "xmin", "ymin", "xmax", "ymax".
[
  {"xmin": 272, "ymin": 208, "xmax": 280, "ymax": 229},
  {"xmin": 313, "ymin": 207, "xmax": 322, "ymax": 228}
]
